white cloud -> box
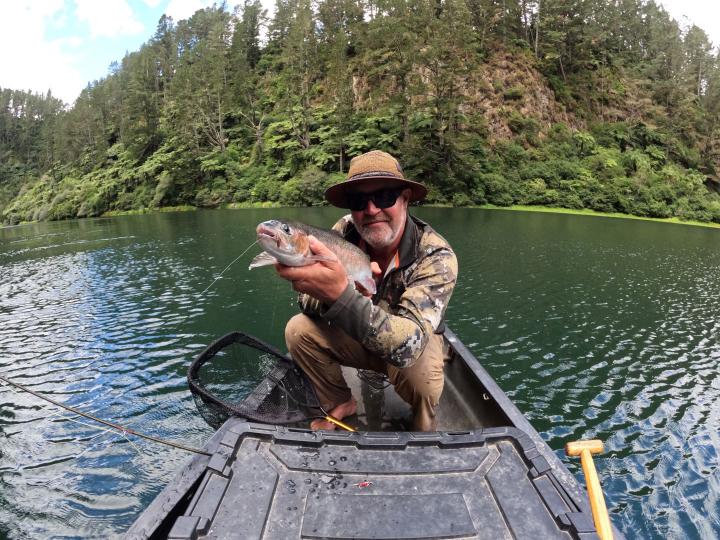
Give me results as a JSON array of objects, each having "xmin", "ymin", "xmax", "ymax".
[
  {"xmin": 658, "ymin": 0, "xmax": 720, "ymax": 48},
  {"xmin": 0, "ymin": 1, "xmax": 85, "ymax": 105},
  {"xmin": 74, "ymin": 0, "xmax": 144, "ymax": 38},
  {"xmin": 165, "ymin": 0, "xmax": 214, "ymax": 22},
  {"xmin": 58, "ymin": 36, "xmax": 85, "ymax": 49}
]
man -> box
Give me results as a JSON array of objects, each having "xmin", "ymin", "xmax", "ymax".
[{"xmin": 276, "ymin": 150, "xmax": 458, "ymax": 431}]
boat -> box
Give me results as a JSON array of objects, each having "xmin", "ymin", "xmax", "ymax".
[{"xmin": 127, "ymin": 328, "xmax": 622, "ymax": 539}]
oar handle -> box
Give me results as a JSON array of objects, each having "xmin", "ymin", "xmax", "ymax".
[{"xmin": 565, "ymin": 439, "xmax": 614, "ymax": 540}]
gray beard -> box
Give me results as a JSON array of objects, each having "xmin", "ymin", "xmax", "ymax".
[{"xmin": 357, "ymin": 222, "xmax": 400, "ymax": 250}]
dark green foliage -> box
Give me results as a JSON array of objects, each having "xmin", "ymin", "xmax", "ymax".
[
  {"xmin": 2, "ymin": 0, "xmax": 720, "ymax": 224},
  {"xmin": 503, "ymin": 86, "xmax": 524, "ymax": 101},
  {"xmin": 279, "ymin": 166, "xmax": 339, "ymax": 206}
]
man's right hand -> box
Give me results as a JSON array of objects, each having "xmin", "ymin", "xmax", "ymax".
[{"xmin": 275, "ymin": 235, "xmax": 349, "ymax": 304}]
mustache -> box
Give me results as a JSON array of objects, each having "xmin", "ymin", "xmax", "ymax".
[{"xmin": 361, "ymin": 218, "xmax": 389, "ymax": 226}]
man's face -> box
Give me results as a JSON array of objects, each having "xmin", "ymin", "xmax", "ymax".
[{"xmin": 350, "ymin": 188, "xmax": 411, "ymax": 251}]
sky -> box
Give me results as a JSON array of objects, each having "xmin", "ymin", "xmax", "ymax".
[{"xmin": 1, "ymin": 0, "xmax": 719, "ymax": 106}]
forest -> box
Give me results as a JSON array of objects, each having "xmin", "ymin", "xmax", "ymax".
[{"xmin": 2, "ymin": 0, "xmax": 720, "ymax": 225}]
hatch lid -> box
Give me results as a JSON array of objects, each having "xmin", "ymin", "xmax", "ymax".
[{"xmin": 161, "ymin": 420, "xmax": 598, "ymax": 540}]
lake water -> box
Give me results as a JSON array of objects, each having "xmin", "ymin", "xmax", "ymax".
[{"xmin": 1, "ymin": 208, "xmax": 719, "ymax": 539}]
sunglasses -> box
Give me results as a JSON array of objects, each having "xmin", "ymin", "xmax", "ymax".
[{"xmin": 347, "ymin": 188, "xmax": 403, "ymax": 211}]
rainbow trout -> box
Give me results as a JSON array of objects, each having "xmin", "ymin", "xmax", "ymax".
[{"xmin": 249, "ymin": 219, "xmax": 377, "ymax": 295}]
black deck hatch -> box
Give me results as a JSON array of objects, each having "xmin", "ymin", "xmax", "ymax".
[{"xmin": 154, "ymin": 420, "xmax": 597, "ymax": 540}]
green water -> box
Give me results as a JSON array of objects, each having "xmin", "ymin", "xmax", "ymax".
[{"xmin": 1, "ymin": 208, "xmax": 719, "ymax": 538}]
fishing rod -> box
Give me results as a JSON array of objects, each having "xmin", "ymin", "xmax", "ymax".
[{"xmin": 0, "ymin": 375, "xmax": 210, "ymax": 456}]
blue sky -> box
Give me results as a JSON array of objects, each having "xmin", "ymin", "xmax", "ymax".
[
  {"xmin": 0, "ymin": 0, "xmax": 718, "ymax": 106},
  {"xmin": 0, "ymin": 0, "xmax": 236, "ymax": 104}
]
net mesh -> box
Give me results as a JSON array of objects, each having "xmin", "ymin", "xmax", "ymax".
[{"xmin": 187, "ymin": 332, "xmax": 321, "ymax": 429}]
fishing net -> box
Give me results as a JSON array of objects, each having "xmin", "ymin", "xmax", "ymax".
[{"xmin": 187, "ymin": 332, "xmax": 321, "ymax": 429}]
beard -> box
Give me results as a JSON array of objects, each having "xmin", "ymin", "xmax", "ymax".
[{"xmin": 356, "ymin": 216, "xmax": 404, "ymax": 250}]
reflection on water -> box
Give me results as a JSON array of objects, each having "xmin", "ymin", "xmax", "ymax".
[
  {"xmin": 1, "ymin": 209, "xmax": 719, "ymax": 538},
  {"xmin": 446, "ymin": 209, "xmax": 720, "ymax": 539}
]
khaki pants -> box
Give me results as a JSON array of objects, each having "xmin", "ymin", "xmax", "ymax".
[{"xmin": 285, "ymin": 314, "xmax": 445, "ymax": 431}]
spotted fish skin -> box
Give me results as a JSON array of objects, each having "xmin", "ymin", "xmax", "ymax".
[{"xmin": 251, "ymin": 219, "xmax": 376, "ymax": 295}]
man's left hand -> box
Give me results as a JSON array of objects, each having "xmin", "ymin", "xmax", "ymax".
[{"xmin": 275, "ymin": 235, "xmax": 349, "ymax": 304}]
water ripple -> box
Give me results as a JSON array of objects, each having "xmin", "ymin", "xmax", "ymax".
[
  {"xmin": 441, "ymin": 209, "xmax": 720, "ymax": 539},
  {"xmin": 0, "ymin": 216, "xmax": 228, "ymax": 538},
  {"xmin": 2, "ymin": 208, "xmax": 720, "ymax": 538}
]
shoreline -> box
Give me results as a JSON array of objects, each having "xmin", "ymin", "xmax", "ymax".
[
  {"xmin": 473, "ymin": 204, "xmax": 720, "ymax": 229},
  {"xmin": 4, "ymin": 202, "xmax": 720, "ymax": 230}
]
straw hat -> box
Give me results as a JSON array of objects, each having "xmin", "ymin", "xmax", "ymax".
[{"xmin": 325, "ymin": 150, "xmax": 427, "ymax": 208}]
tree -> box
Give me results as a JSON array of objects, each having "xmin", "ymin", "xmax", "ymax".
[
  {"xmin": 168, "ymin": 6, "xmax": 233, "ymax": 153},
  {"xmin": 227, "ymin": 0, "xmax": 266, "ymax": 162}
]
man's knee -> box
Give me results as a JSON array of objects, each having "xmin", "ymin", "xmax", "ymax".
[
  {"xmin": 393, "ymin": 364, "xmax": 444, "ymax": 403},
  {"xmin": 284, "ymin": 314, "xmax": 317, "ymax": 352},
  {"xmin": 391, "ymin": 340, "xmax": 445, "ymax": 403}
]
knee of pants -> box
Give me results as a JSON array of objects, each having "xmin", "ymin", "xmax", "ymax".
[
  {"xmin": 284, "ymin": 313, "xmax": 309, "ymax": 352},
  {"xmin": 395, "ymin": 367, "xmax": 444, "ymax": 404},
  {"xmin": 284, "ymin": 313, "xmax": 318, "ymax": 353}
]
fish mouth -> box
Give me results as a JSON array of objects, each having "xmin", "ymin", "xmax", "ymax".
[
  {"xmin": 256, "ymin": 224, "xmax": 279, "ymax": 246},
  {"xmin": 257, "ymin": 231, "xmax": 282, "ymax": 249}
]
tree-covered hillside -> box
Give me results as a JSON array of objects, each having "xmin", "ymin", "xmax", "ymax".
[{"xmin": 2, "ymin": 0, "xmax": 720, "ymax": 224}]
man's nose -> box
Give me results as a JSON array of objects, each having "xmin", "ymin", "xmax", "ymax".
[{"xmin": 365, "ymin": 199, "xmax": 381, "ymax": 214}]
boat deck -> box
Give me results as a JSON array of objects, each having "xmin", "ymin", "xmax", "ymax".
[
  {"xmin": 129, "ymin": 421, "xmax": 600, "ymax": 540},
  {"xmin": 127, "ymin": 329, "xmax": 621, "ymax": 539}
]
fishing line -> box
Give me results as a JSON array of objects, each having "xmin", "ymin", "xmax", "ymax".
[
  {"xmin": 61, "ymin": 414, "xmax": 142, "ymax": 456},
  {"xmin": 0, "ymin": 241, "xmax": 263, "ymax": 459},
  {"xmin": 196, "ymin": 240, "xmax": 258, "ymax": 298},
  {"xmin": 0, "ymin": 376, "xmax": 210, "ymax": 456},
  {"xmin": 175, "ymin": 238, "xmax": 259, "ymax": 327}
]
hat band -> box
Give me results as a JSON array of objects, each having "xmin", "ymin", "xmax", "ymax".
[{"xmin": 347, "ymin": 170, "xmax": 405, "ymax": 183}]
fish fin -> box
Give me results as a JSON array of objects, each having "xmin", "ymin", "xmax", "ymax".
[
  {"xmin": 248, "ymin": 252, "xmax": 278, "ymax": 269},
  {"xmin": 354, "ymin": 276, "xmax": 377, "ymax": 296}
]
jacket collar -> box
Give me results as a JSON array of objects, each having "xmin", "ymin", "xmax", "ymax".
[{"xmin": 397, "ymin": 214, "xmax": 422, "ymax": 268}]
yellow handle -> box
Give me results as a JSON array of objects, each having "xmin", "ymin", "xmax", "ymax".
[
  {"xmin": 324, "ymin": 415, "xmax": 356, "ymax": 432},
  {"xmin": 565, "ymin": 439, "xmax": 614, "ymax": 540}
]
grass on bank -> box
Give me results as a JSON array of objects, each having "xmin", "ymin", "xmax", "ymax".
[
  {"xmin": 99, "ymin": 201, "xmax": 283, "ymax": 218},
  {"xmin": 101, "ymin": 205, "xmax": 197, "ymax": 217},
  {"xmin": 480, "ymin": 204, "xmax": 720, "ymax": 229}
]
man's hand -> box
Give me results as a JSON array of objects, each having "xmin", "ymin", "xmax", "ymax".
[{"xmin": 275, "ymin": 236, "xmax": 349, "ymax": 304}]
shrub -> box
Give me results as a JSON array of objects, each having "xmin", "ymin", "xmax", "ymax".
[
  {"xmin": 152, "ymin": 171, "xmax": 174, "ymax": 207},
  {"xmin": 645, "ymin": 145, "xmax": 666, "ymax": 165},
  {"xmin": 572, "ymin": 131, "xmax": 597, "ymax": 156},
  {"xmin": 507, "ymin": 111, "xmax": 539, "ymax": 138},
  {"xmin": 547, "ymin": 123, "xmax": 572, "ymax": 144},
  {"xmin": 589, "ymin": 122, "xmax": 630, "ymax": 150},
  {"xmin": 557, "ymin": 191, "xmax": 584, "ymax": 209},
  {"xmin": 251, "ymin": 172, "xmax": 285, "ymax": 202},
  {"xmin": 478, "ymin": 173, "xmax": 515, "ymax": 206},
  {"xmin": 471, "ymin": 185, "xmax": 487, "ymax": 204},
  {"xmin": 503, "ymin": 86, "xmax": 524, "ymax": 101},
  {"xmin": 517, "ymin": 178, "xmax": 558, "ymax": 206},
  {"xmin": 451, "ymin": 192, "xmax": 472, "ymax": 207},
  {"xmin": 495, "ymin": 141, "xmax": 528, "ymax": 167},
  {"xmin": 279, "ymin": 166, "xmax": 334, "ymax": 206}
]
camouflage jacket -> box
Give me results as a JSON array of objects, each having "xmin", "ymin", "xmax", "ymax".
[{"xmin": 298, "ymin": 214, "xmax": 458, "ymax": 368}]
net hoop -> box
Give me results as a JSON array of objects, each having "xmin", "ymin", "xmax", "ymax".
[{"xmin": 187, "ymin": 331, "xmax": 308, "ymax": 424}]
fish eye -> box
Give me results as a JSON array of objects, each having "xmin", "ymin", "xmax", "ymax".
[{"xmin": 282, "ymin": 223, "xmax": 291, "ymax": 234}]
